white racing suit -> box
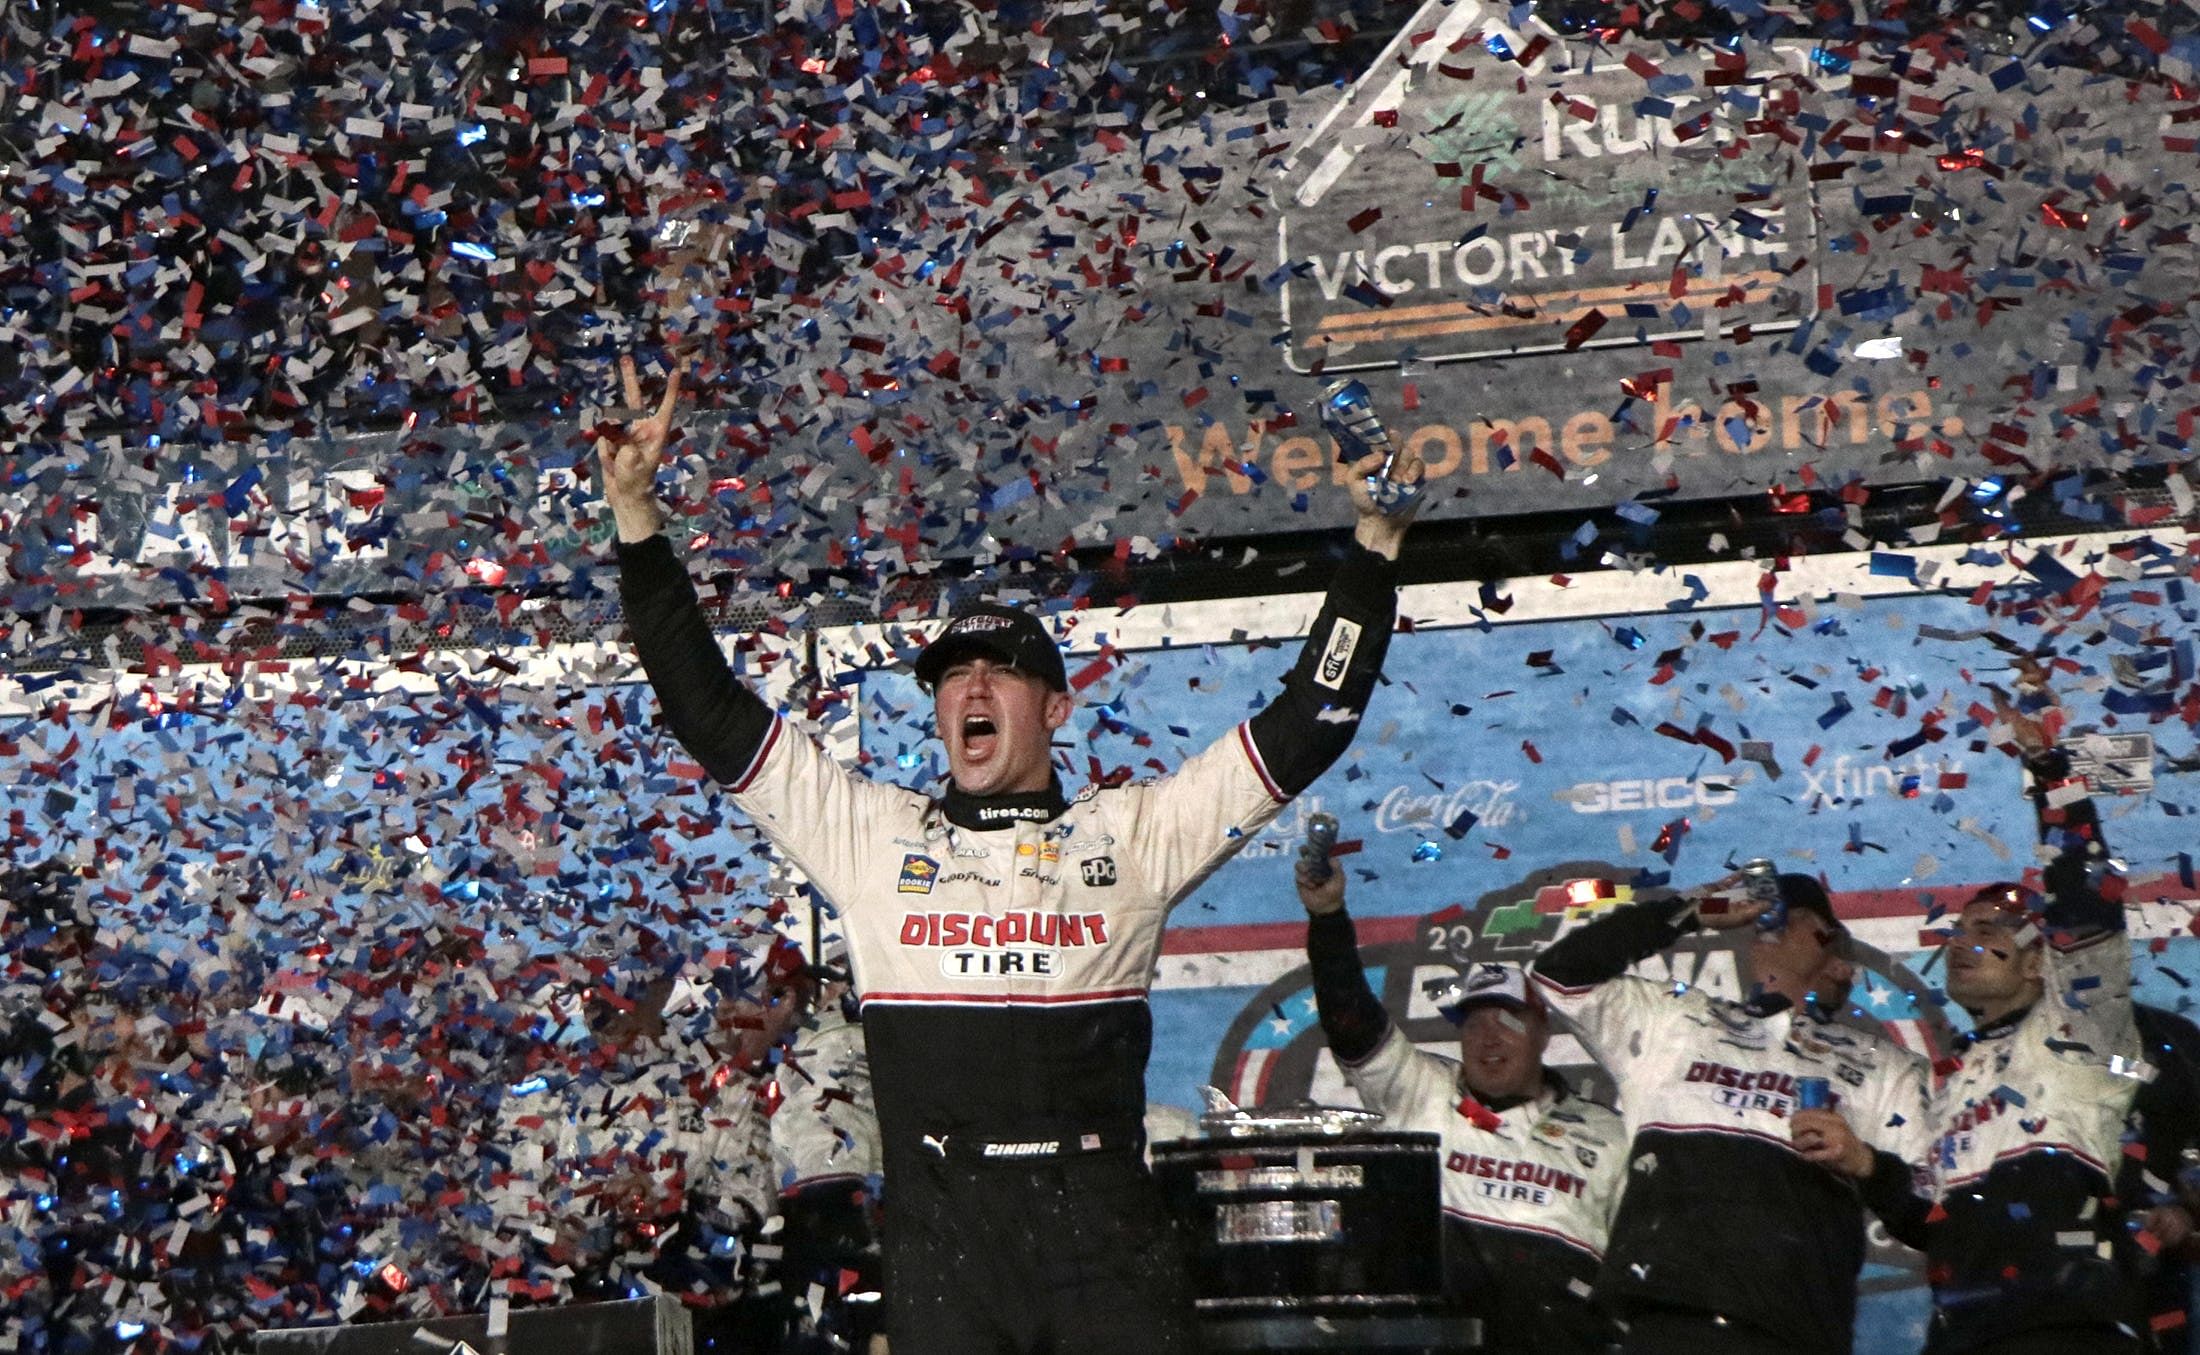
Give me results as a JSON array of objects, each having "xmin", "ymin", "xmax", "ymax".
[
  {"xmin": 1858, "ymin": 749, "xmax": 2148, "ymax": 1354},
  {"xmin": 616, "ymin": 532, "xmax": 1401, "ymax": 1354},
  {"xmin": 1308, "ymin": 907, "xmax": 1627, "ymax": 1354},
  {"xmin": 1531, "ymin": 902, "xmax": 1931, "ymax": 1354}
]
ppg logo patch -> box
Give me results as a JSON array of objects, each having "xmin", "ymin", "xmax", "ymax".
[
  {"xmin": 1080, "ymin": 856, "xmax": 1117, "ymax": 887},
  {"xmin": 897, "ymin": 854, "xmax": 940, "ymax": 894}
]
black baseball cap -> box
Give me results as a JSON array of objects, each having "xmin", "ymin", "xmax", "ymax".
[
  {"xmin": 1774, "ymin": 873, "xmax": 1851, "ymax": 948},
  {"xmin": 913, "ymin": 603, "xmax": 1069, "ymax": 692}
]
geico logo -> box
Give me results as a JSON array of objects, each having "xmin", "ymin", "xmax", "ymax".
[
  {"xmin": 1565, "ymin": 777, "xmax": 1736, "ymax": 814},
  {"xmin": 899, "ymin": 911, "xmax": 1110, "ymax": 948},
  {"xmin": 941, "ymin": 949, "xmax": 1059, "ymax": 978}
]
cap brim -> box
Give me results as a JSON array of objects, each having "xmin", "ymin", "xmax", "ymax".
[
  {"xmin": 913, "ymin": 635, "xmax": 1028, "ymax": 688},
  {"xmin": 1450, "ymin": 994, "xmax": 1532, "ymax": 1012}
]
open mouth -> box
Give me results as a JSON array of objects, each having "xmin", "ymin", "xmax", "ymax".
[{"xmin": 961, "ymin": 715, "xmax": 998, "ymax": 756}]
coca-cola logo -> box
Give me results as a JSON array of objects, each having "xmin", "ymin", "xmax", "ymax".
[
  {"xmin": 1264, "ymin": 783, "xmax": 1524, "ymax": 843},
  {"xmin": 1371, "ymin": 781, "xmax": 1523, "ymax": 835}
]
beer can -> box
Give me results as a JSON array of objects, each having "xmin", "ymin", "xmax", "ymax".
[
  {"xmin": 1739, "ymin": 858, "xmax": 1787, "ymax": 931},
  {"xmin": 1796, "ymin": 1076, "xmax": 1832, "ymax": 1111},
  {"xmin": 1739, "ymin": 859, "xmax": 1780, "ymax": 901},
  {"xmin": 1299, "ymin": 813, "xmax": 1340, "ymax": 885},
  {"xmin": 1321, "ymin": 379, "xmax": 1417, "ymax": 517}
]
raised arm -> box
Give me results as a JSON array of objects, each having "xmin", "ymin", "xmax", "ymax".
[
  {"xmin": 1117, "ymin": 444, "xmax": 1424, "ymax": 902},
  {"xmin": 597, "ymin": 357, "xmax": 779, "ymax": 783},
  {"xmin": 1299, "ymin": 858, "xmax": 1392, "ymax": 1065},
  {"xmin": 1531, "ymin": 879, "xmax": 1764, "ymax": 1075},
  {"xmin": 1298, "ymin": 855, "xmax": 1453, "ymax": 1121},
  {"xmin": 597, "ymin": 359, "xmax": 901, "ymax": 906},
  {"xmin": 1240, "ymin": 448, "xmax": 1420, "ymax": 798},
  {"xmin": 2007, "ymin": 706, "xmax": 2133, "ymax": 1058},
  {"xmin": 2029, "ymin": 745, "xmax": 2118, "ymax": 941},
  {"xmin": 1532, "ymin": 896, "xmax": 1699, "ymax": 990}
]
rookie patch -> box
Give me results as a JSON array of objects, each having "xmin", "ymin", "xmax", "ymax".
[{"xmin": 897, "ymin": 854, "xmax": 940, "ymax": 894}]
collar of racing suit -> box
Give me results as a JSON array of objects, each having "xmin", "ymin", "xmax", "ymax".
[
  {"xmin": 1744, "ymin": 990, "xmax": 1853, "ymax": 1026},
  {"xmin": 1959, "ymin": 1002, "xmax": 2032, "ymax": 1047},
  {"xmin": 1742, "ymin": 989, "xmax": 1795, "ymax": 1020},
  {"xmin": 1462, "ymin": 1066, "xmax": 1577, "ymax": 1116},
  {"xmin": 940, "ymin": 775, "xmax": 1071, "ymax": 830}
]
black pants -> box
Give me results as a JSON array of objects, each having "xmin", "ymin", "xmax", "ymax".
[
  {"xmin": 884, "ymin": 1147, "xmax": 1198, "ymax": 1355},
  {"xmin": 1618, "ymin": 1306, "xmax": 1796, "ymax": 1355}
]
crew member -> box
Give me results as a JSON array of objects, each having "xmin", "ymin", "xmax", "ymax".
[
  {"xmin": 771, "ymin": 979, "xmax": 885, "ymax": 1354},
  {"xmin": 596, "ymin": 356, "xmax": 1423, "ymax": 1355},
  {"xmin": 1799, "ymin": 735, "xmax": 2150, "ymax": 1354},
  {"xmin": 1298, "ymin": 854, "xmax": 1625, "ymax": 1354},
  {"xmin": 1529, "ymin": 869, "xmax": 1929, "ymax": 1355}
]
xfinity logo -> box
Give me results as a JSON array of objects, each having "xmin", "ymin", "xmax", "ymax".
[{"xmin": 1801, "ymin": 753, "xmax": 1966, "ymax": 803}]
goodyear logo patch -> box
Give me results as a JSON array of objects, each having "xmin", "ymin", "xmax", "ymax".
[{"xmin": 897, "ymin": 854, "xmax": 940, "ymax": 894}]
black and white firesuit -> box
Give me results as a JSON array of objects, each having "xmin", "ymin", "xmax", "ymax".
[
  {"xmin": 1530, "ymin": 884, "xmax": 1931, "ymax": 1354},
  {"xmin": 1856, "ymin": 750, "xmax": 2151, "ymax": 1355},
  {"xmin": 1307, "ymin": 911, "xmax": 1627, "ymax": 1354},
  {"xmin": 616, "ymin": 532, "xmax": 1400, "ymax": 1354}
]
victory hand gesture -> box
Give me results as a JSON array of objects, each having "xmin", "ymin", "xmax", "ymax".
[{"xmin": 596, "ymin": 354, "xmax": 687, "ymax": 541}]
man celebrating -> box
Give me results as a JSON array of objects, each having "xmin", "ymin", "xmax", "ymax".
[
  {"xmin": 1529, "ymin": 870, "xmax": 1929, "ymax": 1354},
  {"xmin": 1796, "ymin": 735, "xmax": 2149, "ymax": 1354},
  {"xmin": 596, "ymin": 358, "xmax": 1422, "ymax": 1355},
  {"xmin": 1297, "ymin": 851, "xmax": 1625, "ymax": 1354}
]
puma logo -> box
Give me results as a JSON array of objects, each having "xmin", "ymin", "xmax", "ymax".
[{"xmin": 923, "ymin": 1134, "xmax": 950, "ymax": 1157}]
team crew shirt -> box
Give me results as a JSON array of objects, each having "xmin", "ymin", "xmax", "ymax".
[
  {"xmin": 1856, "ymin": 751, "xmax": 2148, "ymax": 1354},
  {"xmin": 1308, "ymin": 908, "xmax": 1625, "ymax": 1354},
  {"xmin": 616, "ymin": 532, "xmax": 1401, "ymax": 1353},
  {"xmin": 1531, "ymin": 901, "xmax": 1931, "ymax": 1354}
]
